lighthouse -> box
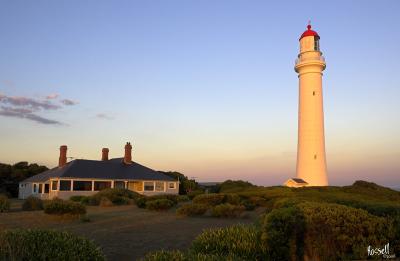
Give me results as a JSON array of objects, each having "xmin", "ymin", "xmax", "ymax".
[{"xmin": 285, "ymin": 23, "xmax": 329, "ymax": 187}]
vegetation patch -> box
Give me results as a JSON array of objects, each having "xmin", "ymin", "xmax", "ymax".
[
  {"xmin": 44, "ymin": 198, "xmax": 86, "ymax": 216},
  {"xmin": 191, "ymin": 224, "xmax": 264, "ymax": 260},
  {"xmin": 211, "ymin": 203, "xmax": 245, "ymax": 218},
  {"xmin": 22, "ymin": 196, "xmax": 43, "ymax": 211},
  {"xmin": 0, "ymin": 229, "xmax": 105, "ymax": 260},
  {"xmin": 176, "ymin": 203, "xmax": 209, "ymax": 217},
  {"xmin": 89, "ymin": 188, "xmax": 139, "ymax": 206},
  {"xmin": 0, "ymin": 194, "xmax": 10, "ymax": 213},
  {"xmin": 145, "ymin": 199, "xmax": 175, "ymax": 211}
]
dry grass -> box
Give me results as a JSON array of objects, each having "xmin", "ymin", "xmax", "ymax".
[{"xmin": 0, "ymin": 199, "xmax": 259, "ymax": 260}]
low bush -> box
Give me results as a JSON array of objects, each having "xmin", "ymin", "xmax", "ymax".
[
  {"xmin": 217, "ymin": 180, "xmax": 255, "ymax": 193},
  {"xmin": 22, "ymin": 196, "xmax": 43, "ymax": 211},
  {"xmin": 44, "ymin": 199, "xmax": 86, "ymax": 216},
  {"xmin": 192, "ymin": 193, "xmax": 225, "ymax": 206},
  {"xmin": 176, "ymin": 203, "xmax": 208, "ymax": 216},
  {"xmin": 241, "ymin": 200, "xmax": 256, "ymax": 211},
  {"xmin": 141, "ymin": 250, "xmax": 186, "ymax": 261},
  {"xmin": 0, "ymin": 229, "xmax": 105, "ymax": 260},
  {"xmin": 99, "ymin": 197, "xmax": 113, "ymax": 207},
  {"xmin": 187, "ymin": 190, "xmax": 204, "ymax": 200},
  {"xmin": 224, "ymin": 194, "xmax": 241, "ymax": 205},
  {"xmin": 146, "ymin": 194, "xmax": 179, "ymax": 205},
  {"xmin": 262, "ymin": 206, "xmax": 305, "ymax": 261},
  {"xmin": 191, "ymin": 224, "xmax": 264, "ymax": 260},
  {"xmin": 135, "ymin": 197, "xmax": 147, "ymax": 208},
  {"xmin": 145, "ymin": 199, "xmax": 174, "ymax": 211},
  {"xmin": 262, "ymin": 201, "xmax": 399, "ymax": 261},
  {"xmin": 90, "ymin": 188, "xmax": 140, "ymax": 206},
  {"xmin": 0, "ymin": 195, "xmax": 10, "ymax": 213},
  {"xmin": 69, "ymin": 195, "xmax": 90, "ymax": 203},
  {"xmin": 177, "ymin": 195, "xmax": 190, "ymax": 202},
  {"xmin": 211, "ymin": 203, "xmax": 245, "ymax": 218},
  {"xmin": 298, "ymin": 202, "xmax": 396, "ymax": 260}
]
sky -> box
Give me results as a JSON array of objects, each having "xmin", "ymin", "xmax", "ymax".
[{"xmin": 0, "ymin": 0, "xmax": 399, "ymax": 187}]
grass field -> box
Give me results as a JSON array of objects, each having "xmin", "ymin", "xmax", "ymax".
[{"xmin": 0, "ymin": 199, "xmax": 259, "ymax": 260}]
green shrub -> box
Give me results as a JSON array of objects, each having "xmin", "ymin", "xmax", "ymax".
[
  {"xmin": 241, "ymin": 199, "xmax": 256, "ymax": 211},
  {"xmin": 187, "ymin": 190, "xmax": 204, "ymax": 199},
  {"xmin": 99, "ymin": 197, "xmax": 113, "ymax": 207},
  {"xmin": 146, "ymin": 194, "xmax": 179, "ymax": 205},
  {"xmin": 145, "ymin": 199, "xmax": 174, "ymax": 211},
  {"xmin": 224, "ymin": 194, "xmax": 241, "ymax": 205},
  {"xmin": 177, "ymin": 195, "xmax": 190, "ymax": 202},
  {"xmin": 211, "ymin": 203, "xmax": 245, "ymax": 218},
  {"xmin": 176, "ymin": 203, "xmax": 208, "ymax": 216},
  {"xmin": 44, "ymin": 199, "xmax": 86, "ymax": 216},
  {"xmin": 298, "ymin": 202, "xmax": 396, "ymax": 260},
  {"xmin": 262, "ymin": 206, "xmax": 305, "ymax": 261},
  {"xmin": 22, "ymin": 196, "xmax": 43, "ymax": 211},
  {"xmin": 69, "ymin": 195, "xmax": 90, "ymax": 204},
  {"xmin": 90, "ymin": 188, "xmax": 141, "ymax": 205},
  {"xmin": 192, "ymin": 193, "xmax": 225, "ymax": 206},
  {"xmin": 135, "ymin": 197, "xmax": 147, "ymax": 208},
  {"xmin": 191, "ymin": 224, "xmax": 264, "ymax": 260},
  {"xmin": 217, "ymin": 180, "xmax": 255, "ymax": 193},
  {"xmin": 0, "ymin": 229, "xmax": 105, "ymax": 260},
  {"xmin": 0, "ymin": 195, "xmax": 10, "ymax": 213}
]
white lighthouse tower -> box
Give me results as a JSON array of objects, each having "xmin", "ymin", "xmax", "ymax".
[{"xmin": 285, "ymin": 23, "xmax": 329, "ymax": 187}]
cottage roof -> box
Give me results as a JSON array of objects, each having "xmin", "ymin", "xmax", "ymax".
[{"xmin": 22, "ymin": 158, "xmax": 175, "ymax": 183}]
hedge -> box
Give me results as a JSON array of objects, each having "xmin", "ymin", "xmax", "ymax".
[
  {"xmin": 145, "ymin": 199, "xmax": 175, "ymax": 211},
  {"xmin": 176, "ymin": 203, "xmax": 208, "ymax": 217},
  {"xmin": 44, "ymin": 199, "xmax": 86, "ymax": 216},
  {"xmin": 0, "ymin": 229, "xmax": 105, "ymax": 260},
  {"xmin": 211, "ymin": 203, "xmax": 245, "ymax": 218}
]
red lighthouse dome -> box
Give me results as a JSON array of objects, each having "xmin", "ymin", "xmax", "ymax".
[{"xmin": 299, "ymin": 24, "xmax": 320, "ymax": 41}]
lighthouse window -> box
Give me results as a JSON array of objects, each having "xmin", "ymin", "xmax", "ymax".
[
  {"xmin": 313, "ymin": 91, "xmax": 315, "ymax": 96},
  {"xmin": 314, "ymin": 154, "xmax": 317, "ymax": 159},
  {"xmin": 314, "ymin": 37, "xmax": 320, "ymax": 51}
]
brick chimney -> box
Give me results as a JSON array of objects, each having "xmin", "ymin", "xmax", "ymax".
[
  {"xmin": 58, "ymin": 145, "xmax": 67, "ymax": 167},
  {"xmin": 102, "ymin": 148, "xmax": 109, "ymax": 161},
  {"xmin": 124, "ymin": 142, "xmax": 132, "ymax": 164}
]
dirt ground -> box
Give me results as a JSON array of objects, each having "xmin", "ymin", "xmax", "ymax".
[{"xmin": 0, "ymin": 199, "xmax": 261, "ymax": 260}]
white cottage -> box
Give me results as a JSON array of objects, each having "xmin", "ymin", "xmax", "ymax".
[{"xmin": 19, "ymin": 142, "xmax": 179, "ymax": 200}]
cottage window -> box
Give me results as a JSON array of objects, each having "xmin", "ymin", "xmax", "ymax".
[
  {"xmin": 94, "ymin": 181, "xmax": 112, "ymax": 191},
  {"xmin": 73, "ymin": 181, "xmax": 92, "ymax": 191},
  {"xmin": 59, "ymin": 180, "xmax": 71, "ymax": 191},
  {"xmin": 33, "ymin": 184, "xmax": 37, "ymax": 193},
  {"xmin": 144, "ymin": 182, "xmax": 155, "ymax": 191},
  {"xmin": 168, "ymin": 182, "xmax": 176, "ymax": 189},
  {"xmin": 114, "ymin": 181, "xmax": 125, "ymax": 189},
  {"xmin": 51, "ymin": 181, "xmax": 58, "ymax": 191},
  {"xmin": 39, "ymin": 184, "xmax": 43, "ymax": 193},
  {"xmin": 44, "ymin": 184, "xmax": 49, "ymax": 193},
  {"xmin": 155, "ymin": 182, "xmax": 165, "ymax": 192}
]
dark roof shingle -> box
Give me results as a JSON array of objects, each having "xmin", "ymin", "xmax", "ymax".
[{"xmin": 22, "ymin": 158, "xmax": 175, "ymax": 183}]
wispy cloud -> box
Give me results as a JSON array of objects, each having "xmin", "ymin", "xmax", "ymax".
[
  {"xmin": 0, "ymin": 93, "xmax": 77, "ymax": 125},
  {"xmin": 96, "ymin": 113, "xmax": 114, "ymax": 120},
  {"xmin": 0, "ymin": 106, "xmax": 62, "ymax": 125},
  {"xmin": 0, "ymin": 94, "xmax": 61, "ymax": 110},
  {"xmin": 61, "ymin": 99, "xmax": 78, "ymax": 106},
  {"xmin": 46, "ymin": 93, "xmax": 59, "ymax": 100}
]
